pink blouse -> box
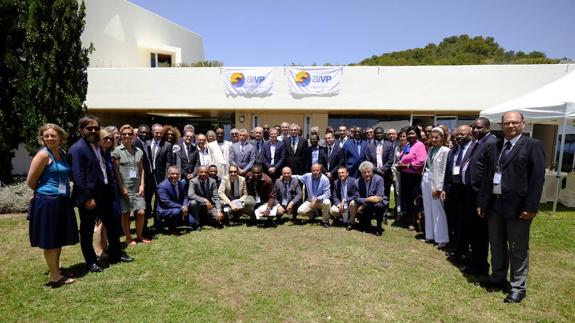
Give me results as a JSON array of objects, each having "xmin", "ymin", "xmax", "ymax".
[{"xmin": 399, "ymin": 140, "xmax": 428, "ymax": 175}]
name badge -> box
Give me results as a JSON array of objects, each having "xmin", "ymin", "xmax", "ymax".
[
  {"xmin": 255, "ymin": 195, "xmax": 261, "ymax": 204},
  {"xmin": 452, "ymin": 166, "xmax": 460, "ymax": 175},
  {"xmin": 129, "ymin": 170, "xmax": 138, "ymax": 178},
  {"xmin": 282, "ymin": 198, "xmax": 288, "ymax": 206},
  {"xmin": 58, "ymin": 183, "xmax": 67, "ymax": 194},
  {"xmin": 493, "ymin": 172, "xmax": 502, "ymax": 184}
]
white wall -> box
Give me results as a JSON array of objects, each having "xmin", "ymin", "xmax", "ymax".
[
  {"xmin": 85, "ymin": 64, "xmax": 573, "ymax": 112},
  {"xmin": 81, "ymin": 0, "xmax": 204, "ymax": 67}
]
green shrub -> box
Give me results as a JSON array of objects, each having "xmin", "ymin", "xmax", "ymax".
[{"xmin": 0, "ymin": 182, "xmax": 32, "ymax": 214}]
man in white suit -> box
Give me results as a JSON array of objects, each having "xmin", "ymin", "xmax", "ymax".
[{"xmin": 208, "ymin": 127, "xmax": 232, "ymax": 177}]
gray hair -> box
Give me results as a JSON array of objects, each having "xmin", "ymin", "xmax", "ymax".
[{"xmin": 358, "ymin": 161, "xmax": 374, "ymax": 174}]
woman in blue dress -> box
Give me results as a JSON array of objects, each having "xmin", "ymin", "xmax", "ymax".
[{"xmin": 27, "ymin": 123, "xmax": 79, "ymax": 288}]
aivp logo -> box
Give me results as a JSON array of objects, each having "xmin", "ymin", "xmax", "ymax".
[
  {"xmin": 295, "ymin": 70, "xmax": 332, "ymax": 87},
  {"xmin": 230, "ymin": 72, "xmax": 266, "ymax": 88}
]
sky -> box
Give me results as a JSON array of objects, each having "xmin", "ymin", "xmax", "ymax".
[{"xmin": 129, "ymin": 0, "xmax": 575, "ymax": 67}]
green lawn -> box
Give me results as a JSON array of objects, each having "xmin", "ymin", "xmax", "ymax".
[{"xmin": 0, "ymin": 205, "xmax": 574, "ymax": 322}]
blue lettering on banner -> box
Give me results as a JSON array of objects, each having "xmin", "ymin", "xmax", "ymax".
[
  {"xmin": 312, "ymin": 75, "xmax": 332, "ymax": 83},
  {"xmin": 247, "ymin": 76, "xmax": 266, "ymax": 83}
]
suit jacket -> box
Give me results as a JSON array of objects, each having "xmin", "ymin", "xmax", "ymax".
[
  {"xmin": 188, "ymin": 177, "xmax": 221, "ymax": 210},
  {"xmin": 332, "ymin": 176, "xmax": 358, "ymax": 206},
  {"xmin": 218, "ymin": 175, "xmax": 247, "ymax": 205},
  {"xmin": 147, "ymin": 139, "xmax": 174, "ymax": 185},
  {"xmin": 283, "ymin": 136, "xmax": 308, "ymax": 175},
  {"xmin": 303, "ymin": 145, "xmax": 328, "ymax": 173},
  {"xmin": 207, "ymin": 140, "xmax": 232, "ymax": 177},
  {"xmin": 324, "ymin": 144, "xmax": 344, "ymax": 178},
  {"xmin": 262, "ymin": 140, "xmax": 286, "ymax": 171},
  {"xmin": 467, "ymin": 133, "xmax": 498, "ymax": 192},
  {"xmin": 230, "ymin": 141, "xmax": 256, "ymax": 173},
  {"xmin": 443, "ymin": 141, "xmax": 474, "ymax": 193},
  {"xmin": 478, "ymin": 135, "xmax": 545, "ymax": 219},
  {"xmin": 189, "ymin": 147, "xmax": 216, "ymax": 175},
  {"xmin": 274, "ymin": 177, "xmax": 302, "ymax": 206},
  {"xmin": 343, "ymin": 139, "xmax": 368, "ymax": 178},
  {"xmin": 246, "ymin": 173, "xmax": 276, "ymax": 207},
  {"xmin": 425, "ymin": 146, "xmax": 450, "ymax": 192},
  {"xmin": 365, "ymin": 140, "xmax": 394, "ymax": 178},
  {"xmin": 68, "ymin": 138, "xmax": 114, "ymax": 205},
  {"xmin": 355, "ymin": 174, "xmax": 387, "ymax": 206},
  {"xmin": 175, "ymin": 142, "xmax": 197, "ymax": 179},
  {"xmin": 156, "ymin": 178, "xmax": 189, "ymax": 217},
  {"xmin": 250, "ymin": 139, "xmax": 267, "ymax": 165},
  {"xmin": 133, "ymin": 137, "xmax": 153, "ymax": 180}
]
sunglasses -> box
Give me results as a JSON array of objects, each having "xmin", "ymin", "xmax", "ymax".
[
  {"xmin": 85, "ymin": 126, "xmax": 100, "ymax": 132},
  {"xmin": 103, "ymin": 136, "xmax": 114, "ymax": 141},
  {"xmin": 122, "ymin": 133, "xmax": 133, "ymax": 136}
]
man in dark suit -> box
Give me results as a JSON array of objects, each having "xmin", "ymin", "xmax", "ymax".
[
  {"xmin": 148, "ymin": 124, "xmax": 175, "ymax": 236},
  {"xmin": 230, "ymin": 128, "xmax": 256, "ymax": 176},
  {"xmin": 156, "ymin": 165, "xmax": 197, "ymax": 233},
  {"xmin": 250, "ymin": 126, "xmax": 267, "ymax": 165},
  {"xmin": 283, "ymin": 123, "xmax": 308, "ymax": 175},
  {"xmin": 262, "ymin": 128, "xmax": 285, "ymax": 181},
  {"xmin": 275, "ymin": 166, "xmax": 302, "ymax": 223},
  {"xmin": 324, "ymin": 132, "xmax": 344, "ymax": 182},
  {"xmin": 303, "ymin": 134, "xmax": 327, "ymax": 173},
  {"xmin": 68, "ymin": 115, "xmax": 133, "ymax": 273},
  {"xmin": 175, "ymin": 129, "xmax": 197, "ymax": 180},
  {"xmin": 478, "ymin": 111, "xmax": 545, "ymax": 304},
  {"xmin": 443, "ymin": 125, "xmax": 474, "ymax": 265},
  {"xmin": 343, "ymin": 126, "xmax": 368, "ymax": 178},
  {"xmin": 188, "ymin": 165, "xmax": 224, "ymax": 228},
  {"xmin": 330, "ymin": 166, "xmax": 358, "ymax": 230},
  {"xmin": 459, "ymin": 117, "xmax": 498, "ymax": 276},
  {"xmin": 365, "ymin": 126, "xmax": 394, "ymax": 221},
  {"xmin": 354, "ymin": 161, "xmax": 387, "ymax": 236}
]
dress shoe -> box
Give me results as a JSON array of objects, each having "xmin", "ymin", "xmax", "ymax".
[
  {"xmin": 375, "ymin": 230, "xmax": 383, "ymax": 237},
  {"xmin": 346, "ymin": 224, "xmax": 353, "ymax": 231},
  {"xmin": 504, "ymin": 291, "xmax": 526, "ymax": 303},
  {"xmin": 321, "ymin": 222, "xmax": 330, "ymax": 228},
  {"xmin": 88, "ymin": 263, "xmax": 103, "ymax": 273},
  {"xmin": 460, "ymin": 266, "xmax": 489, "ymax": 276},
  {"xmin": 120, "ymin": 254, "xmax": 134, "ymax": 263},
  {"xmin": 478, "ymin": 280, "xmax": 509, "ymax": 291}
]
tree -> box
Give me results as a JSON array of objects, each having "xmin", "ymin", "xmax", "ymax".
[
  {"xmin": 0, "ymin": 0, "xmax": 27, "ymax": 183},
  {"xmin": 356, "ymin": 34, "xmax": 561, "ymax": 66},
  {"xmin": 16, "ymin": 0, "xmax": 92, "ymax": 154}
]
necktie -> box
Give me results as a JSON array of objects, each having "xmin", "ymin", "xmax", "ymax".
[
  {"xmin": 499, "ymin": 141, "xmax": 512, "ymax": 166},
  {"xmin": 240, "ymin": 143, "xmax": 245, "ymax": 158},
  {"xmin": 174, "ymin": 182, "xmax": 179, "ymax": 200},
  {"xmin": 376, "ymin": 142, "xmax": 383, "ymax": 169},
  {"xmin": 284, "ymin": 181, "xmax": 289, "ymax": 201},
  {"xmin": 292, "ymin": 138, "xmax": 297, "ymax": 152},
  {"xmin": 257, "ymin": 141, "xmax": 261, "ymax": 151},
  {"xmin": 232, "ymin": 180, "xmax": 238, "ymax": 198},
  {"xmin": 327, "ymin": 146, "xmax": 332, "ymax": 169},
  {"xmin": 202, "ymin": 180, "xmax": 208, "ymax": 196},
  {"xmin": 455, "ymin": 145, "xmax": 464, "ymax": 166},
  {"xmin": 357, "ymin": 140, "xmax": 361, "ymax": 155}
]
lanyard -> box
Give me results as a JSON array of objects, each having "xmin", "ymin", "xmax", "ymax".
[{"xmin": 45, "ymin": 148, "xmax": 65, "ymax": 185}]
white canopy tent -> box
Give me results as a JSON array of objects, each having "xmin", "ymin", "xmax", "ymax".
[{"xmin": 480, "ymin": 69, "xmax": 575, "ymax": 214}]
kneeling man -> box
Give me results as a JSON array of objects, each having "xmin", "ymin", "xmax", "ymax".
[
  {"xmin": 156, "ymin": 166, "xmax": 197, "ymax": 233},
  {"xmin": 330, "ymin": 166, "xmax": 358, "ymax": 230},
  {"xmin": 296, "ymin": 163, "xmax": 332, "ymax": 227},
  {"xmin": 218, "ymin": 165, "xmax": 254, "ymax": 223},
  {"xmin": 189, "ymin": 166, "xmax": 224, "ymax": 228},
  {"xmin": 245, "ymin": 165, "xmax": 277, "ymax": 226},
  {"xmin": 354, "ymin": 161, "xmax": 387, "ymax": 236},
  {"xmin": 275, "ymin": 166, "xmax": 303, "ymax": 223}
]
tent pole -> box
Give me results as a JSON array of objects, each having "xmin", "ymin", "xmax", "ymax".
[{"xmin": 552, "ymin": 103, "xmax": 568, "ymax": 215}]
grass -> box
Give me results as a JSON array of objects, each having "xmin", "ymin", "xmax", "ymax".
[{"xmin": 0, "ymin": 203, "xmax": 574, "ymax": 322}]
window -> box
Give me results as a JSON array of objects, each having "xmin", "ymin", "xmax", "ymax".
[{"xmin": 150, "ymin": 53, "xmax": 173, "ymax": 67}]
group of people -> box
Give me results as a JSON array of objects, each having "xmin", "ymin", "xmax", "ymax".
[{"xmin": 27, "ymin": 111, "xmax": 545, "ymax": 304}]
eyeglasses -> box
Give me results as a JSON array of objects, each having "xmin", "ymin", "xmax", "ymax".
[
  {"xmin": 231, "ymin": 133, "xmax": 239, "ymax": 136},
  {"xmin": 85, "ymin": 126, "xmax": 100, "ymax": 132},
  {"xmin": 103, "ymin": 137, "xmax": 114, "ymax": 141},
  {"xmin": 229, "ymin": 170, "xmax": 238, "ymax": 173}
]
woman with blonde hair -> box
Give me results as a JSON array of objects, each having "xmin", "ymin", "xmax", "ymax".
[
  {"xmin": 27, "ymin": 123, "xmax": 78, "ymax": 287},
  {"xmin": 112, "ymin": 124, "xmax": 148, "ymax": 245},
  {"xmin": 421, "ymin": 127, "xmax": 450, "ymax": 248}
]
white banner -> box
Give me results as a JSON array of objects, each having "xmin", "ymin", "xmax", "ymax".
[
  {"xmin": 222, "ymin": 68, "xmax": 274, "ymax": 97},
  {"xmin": 287, "ymin": 66, "xmax": 342, "ymax": 96}
]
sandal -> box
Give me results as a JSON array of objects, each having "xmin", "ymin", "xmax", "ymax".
[{"xmin": 46, "ymin": 276, "xmax": 75, "ymax": 288}]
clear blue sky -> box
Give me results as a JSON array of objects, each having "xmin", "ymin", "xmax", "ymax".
[{"xmin": 130, "ymin": 0, "xmax": 575, "ymax": 66}]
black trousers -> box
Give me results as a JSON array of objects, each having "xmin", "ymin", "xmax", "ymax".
[
  {"xmin": 357, "ymin": 202, "xmax": 386, "ymax": 232},
  {"xmin": 78, "ymin": 185, "xmax": 121, "ymax": 265},
  {"xmin": 465, "ymin": 187, "xmax": 489, "ymax": 272},
  {"xmin": 446, "ymin": 182, "xmax": 470, "ymax": 258}
]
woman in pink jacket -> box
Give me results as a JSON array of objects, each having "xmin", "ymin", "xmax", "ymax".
[{"xmin": 396, "ymin": 126, "xmax": 428, "ymax": 231}]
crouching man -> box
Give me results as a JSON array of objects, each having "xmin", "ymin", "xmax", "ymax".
[
  {"xmin": 189, "ymin": 166, "xmax": 224, "ymax": 228},
  {"xmin": 156, "ymin": 165, "xmax": 198, "ymax": 233},
  {"xmin": 354, "ymin": 161, "xmax": 387, "ymax": 236},
  {"xmin": 330, "ymin": 166, "xmax": 358, "ymax": 231}
]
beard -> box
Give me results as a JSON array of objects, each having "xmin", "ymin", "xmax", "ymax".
[{"xmin": 85, "ymin": 132, "xmax": 100, "ymax": 144}]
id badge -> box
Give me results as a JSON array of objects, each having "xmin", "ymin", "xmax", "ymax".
[
  {"xmin": 58, "ymin": 182, "xmax": 67, "ymax": 194},
  {"xmin": 452, "ymin": 166, "xmax": 460, "ymax": 175},
  {"xmin": 255, "ymin": 195, "xmax": 261, "ymax": 204},
  {"xmin": 129, "ymin": 169, "xmax": 138, "ymax": 178},
  {"xmin": 493, "ymin": 172, "xmax": 502, "ymax": 185},
  {"xmin": 282, "ymin": 198, "xmax": 288, "ymax": 206}
]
